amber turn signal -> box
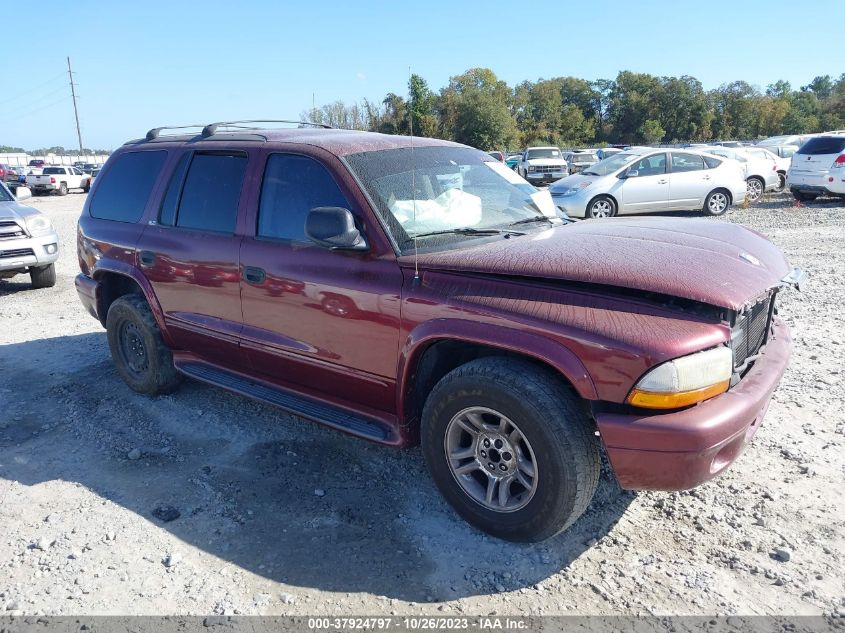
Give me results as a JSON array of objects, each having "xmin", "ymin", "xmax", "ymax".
[{"xmin": 626, "ymin": 379, "xmax": 730, "ymax": 409}]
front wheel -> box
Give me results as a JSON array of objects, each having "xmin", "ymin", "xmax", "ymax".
[
  {"xmin": 82, "ymin": 179, "xmax": 91, "ymax": 193},
  {"xmin": 746, "ymin": 177, "xmax": 764, "ymax": 203},
  {"xmin": 704, "ymin": 190, "xmax": 730, "ymax": 216},
  {"xmin": 30, "ymin": 263, "xmax": 56, "ymax": 289},
  {"xmin": 586, "ymin": 195, "xmax": 616, "ymax": 219},
  {"xmin": 421, "ymin": 358, "xmax": 600, "ymax": 542}
]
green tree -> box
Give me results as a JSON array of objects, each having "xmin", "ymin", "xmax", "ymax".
[
  {"xmin": 638, "ymin": 119, "xmax": 665, "ymax": 144},
  {"xmin": 408, "ymin": 74, "xmax": 438, "ymax": 137}
]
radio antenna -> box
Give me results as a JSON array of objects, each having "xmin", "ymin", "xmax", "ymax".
[{"xmin": 408, "ymin": 66, "xmax": 420, "ymax": 285}]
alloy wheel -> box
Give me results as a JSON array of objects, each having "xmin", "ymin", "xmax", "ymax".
[
  {"xmin": 444, "ymin": 407, "xmax": 539, "ymax": 512},
  {"xmin": 590, "ymin": 200, "xmax": 613, "ymax": 218},
  {"xmin": 747, "ymin": 179, "xmax": 763, "ymax": 202},
  {"xmin": 709, "ymin": 192, "xmax": 728, "ymax": 214}
]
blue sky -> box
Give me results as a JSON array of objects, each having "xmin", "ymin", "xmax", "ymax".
[{"xmin": 1, "ymin": 0, "xmax": 842, "ymax": 150}]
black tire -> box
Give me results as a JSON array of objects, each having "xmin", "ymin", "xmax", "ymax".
[
  {"xmin": 58, "ymin": 182, "xmax": 68, "ymax": 196},
  {"xmin": 792, "ymin": 190, "xmax": 818, "ymax": 203},
  {"xmin": 106, "ymin": 294, "xmax": 183, "ymax": 395},
  {"xmin": 746, "ymin": 176, "xmax": 764, "ymax": 203},
  {"xmin": 421, "ymin": 357, "xmax": 600, "ymax": 542},
  {"xmin": 703, "ymin": 189, "xmax": 730, "ymax": 216},
  {"xmin": 776, "ymin": 173, "xmax": 786, "ymax": 192},
  {"xmin": 29, "ymin": 263, "xmax": 56, "ymax": 289},
  {"xmin": 82, "ymin": 179, "xmax": 90, "ymax": 193},
  {"xmin": 585, "ymin": 195, "xmax": 616, "ymax": 219}
]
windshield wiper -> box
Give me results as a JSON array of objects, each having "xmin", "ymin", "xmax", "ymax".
[
  {"xmin": 407, "ymin": 227, "xmax": 525, "ymax": 242},
  {"xmin": 580, "ymin": 171, "xmax": 600, "ymax": 176},
  {"xmin": 508, "ymin": 215, "xmax": 554, "ymax": 227}
]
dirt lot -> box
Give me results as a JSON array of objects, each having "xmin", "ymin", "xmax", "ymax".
[{"xmin": 0, "ymin": 191, "xmax": 843, "ymax": 617}]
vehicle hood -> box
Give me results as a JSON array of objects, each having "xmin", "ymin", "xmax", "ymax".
[
  {"xmin": 402, "ymin": 218, "xmax": 791, "ymax": 311},
  {"xmin": 548, "ymin": 173, "xmax": 602, "ymax": 193},
  {"xmin": 0, "ymin": 200, "xmax": 41, "ymax": 222},
  {"xmin": 526, "ymin": 158, "xmax": 567, "ymax": 166}
]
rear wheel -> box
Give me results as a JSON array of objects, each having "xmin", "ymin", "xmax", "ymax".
[
  {"xmin": 58, "ymin": 182, "xmax": 68, "ymax": 196},
  {"xmin": 586, "ymin": 195, "xmax": 616, "ymax": 219},
  {"xmin": 792, "ymin": 190, "xmax": 818, "ymax": 203},
  {"xmin": 703, "ymin": 189, "xmax": 730, "ymax": 216},
  {"xmin": 746, "ymin": 176, "xmax": 764, "ymax": 203},
  {"xmin": 29, "ymin": 263, "xmax": 56, "ymax": 289},
  {"xmin": 776, "ymin": 173, "xmax": 786, "ymax": 191},
  {"xmin": 106, "ymin": 294, "xmax": 183, "ymax": 395},
  {"xmin": 421, "ymin": 358, "xmax": 600, "ymax": 542},
  {"xmin": 82, "ymin": 179, "xmax": 90, "ymax": 193}
]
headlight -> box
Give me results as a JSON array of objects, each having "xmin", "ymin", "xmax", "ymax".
[
  {"xmin": 24, "ymin": 214, "xmax": 53, "ymax": 236},
  {"xmin": 527, "ymin": 166, "xmax": 536, "ymax": 172},
  {"xmin": 553, "ymin": 181, "xmax": 591, "ymax": 197},
  {"xmin": 626, "ymin": 346, "xmax": 733, "ymax": 409}
]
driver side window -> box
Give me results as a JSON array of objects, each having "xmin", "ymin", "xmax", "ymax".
[{"xmin": 633, "ymin": 153, "xmax": 667, "ymax": 176}]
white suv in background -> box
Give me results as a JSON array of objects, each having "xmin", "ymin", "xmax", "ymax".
[
  {"xmin": 517, "ymin": 147, "xmax": 568, "ymax": 185},
  {"xmin": 786, "ymin": 134, "xmax": 845, "ymax": 202}
]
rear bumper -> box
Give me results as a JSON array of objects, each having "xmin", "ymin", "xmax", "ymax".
[
  {"xmin": 787, "ymin": 170, "xmax": 845, "ymax": 195},
  {"xmin": 596, "ymin": 317, "xmax": 791, "ymax": 491},
  {"xmin": 74, "ymin": 273, "xmax": 100, "ymax": 320}
]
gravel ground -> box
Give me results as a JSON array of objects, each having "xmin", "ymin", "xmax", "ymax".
[{"xmin": 0, "ymin": 191, "xmax": 843, "ymax": 617}]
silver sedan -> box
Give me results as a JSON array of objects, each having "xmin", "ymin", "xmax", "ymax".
[{"xmin": 549, "ymin": 148, "xmax": 748, "ymax": 219}]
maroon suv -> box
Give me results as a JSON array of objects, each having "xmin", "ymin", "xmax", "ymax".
[{"xmin": 75, "ymin": 122, "xmax": 802, "ymax": 542}]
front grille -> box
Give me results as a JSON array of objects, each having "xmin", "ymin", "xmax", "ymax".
[
  {"xmin": 732, "ymin": 293, "xmax": 774, "ymax": 371},
  {"xmin": 533, "ymin": 165, "xmax": 563, "ymax": 174},
  {"xmin": 0, "ymin": 221, "xmax": 26, "ymax": 239},
  {"xmin": 0, "ymin": 248, "xmax": 34, "ymax": 258}
]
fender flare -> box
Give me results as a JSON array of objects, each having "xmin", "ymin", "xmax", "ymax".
[
  {"xmin": 91, "ymin": 259, "xmax": 174, "ymax": 346},
  {"xmin": 397, "ymin": 318, "xmax": 598, "ymax": 423}
]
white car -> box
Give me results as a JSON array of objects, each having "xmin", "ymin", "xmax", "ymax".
[
  {"xmin": 698, "ymin": 146, "xmax": 780, "ymax": 202},
  {"xmin": 596, "ymin": 147, "xmax": 622, "ymax": 160},
  {"xmin": 517, "ymin": 147, "xmax": 568, "ymax": 185},
  {"xmin": 26, "ymin": 166, "xmax": 91, "ymax": 196},
  {"xmin": 762, "ymin": 144, "xmax": 799, "ymax": 189},
  {"xmin": 0, "ymin": 184, "xmax": 59, "ymax": 288},
  {"xmin": 563, "ymin": 150, "xmax": 599, "ymax": 174},
  {"xmin": 786, "ymin": 133, "xmax": 845, "ymax": 202},
  {"xmin": 549, "ymin": 148, "xmax": 747, "ymax": 218}
]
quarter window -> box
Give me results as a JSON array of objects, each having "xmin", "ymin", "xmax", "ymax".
[
  {"xmin": 158, "ymin": 152, "xmax": 191, "ymax": 227},
  {"xmin": 671, "ymin": 152, "xmax": 706, "ymax": 172},
  {"xmin": 175, "ymin": 153, "xmax": 247, "ymax": 234},
  {"xmin": 90, "ymin": 151, "xmax": 168, "ymax": 223},
  {"xmin": 257, "ymin": 154, "xmax": 351, "ymax": 242}
]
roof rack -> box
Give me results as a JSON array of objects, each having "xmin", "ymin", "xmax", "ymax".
[
  {"xmin": 200, "ymin": 119, "xmax": 332, "ymax": 137},
  {"xmin": 145, "ymin": 124, "xmax": 208, "ymax": 141},
  {"xmin": 144, "ymin": 120, "xmax": 332, "ymax": 142}
]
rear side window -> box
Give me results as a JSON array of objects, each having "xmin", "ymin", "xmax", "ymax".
[
  {"xmin": 175, "ymin": 153, "xmax": 248, "ymax": 234},
  {"xmin": 90, "ymin": 151, "xmax": 167, "ymax": 223},
  {"xmin": 257, "ymin": 154, "xmax": 351, "ymax": 242},
  {"xmin": 703, "ymin": 156, "xmax": 722, "ymax": 169},
  {"xmin": 798, "ymin": 137, "xmax": 845, "ymax": 155},
  {"xmin": 43, "ymin": 167, "xmax": 65, "ymax": 175},
  {"xmin": 671, "ymin": 153, "xmax": 706, "ymax": 172}
]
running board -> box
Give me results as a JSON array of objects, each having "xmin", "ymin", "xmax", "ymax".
[{"xmin": 176, "ymin": 360, "xmax": 394, "ymax": 443}]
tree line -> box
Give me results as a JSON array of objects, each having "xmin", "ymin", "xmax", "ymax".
[{"xmin": 302, "ymin": 69, "xmax": 845, "ymax": 151}]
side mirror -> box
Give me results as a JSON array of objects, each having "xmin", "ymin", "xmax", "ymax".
[
  {"xmin": 619, "ymin": 168, "xmax": 638, "ymax": 179},
  {"xmin": 305, "ymin": 207, "xmax": 368, "ymax": 251},
  {"xmin": 14, "ymin": 186, "xmax": 32, "ymax": 201}
]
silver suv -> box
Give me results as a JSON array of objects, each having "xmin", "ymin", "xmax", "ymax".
[{"xmin": 0, "ymin": 184, "xmax": 59, "ymax": 288}]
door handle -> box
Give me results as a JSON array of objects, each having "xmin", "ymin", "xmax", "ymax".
[
  {"xmin": 703, "ymin": 175, "xmax": 712, "ymax": 180},
  {"xmin": 243, "ymin": 266, "xmax": 266, "ymax": 285},
  {"xmin": 139, "ymin": 250, "xmax": 156, "ymax": 267},
  {"xmin": 657, "ymin": 179, "xmax": 668, "ymax": 184}
]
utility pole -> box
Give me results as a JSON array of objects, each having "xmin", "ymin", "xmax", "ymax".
[{"xmin": 67, "ymin": 56, "xmax": 83, "ymax": 154}]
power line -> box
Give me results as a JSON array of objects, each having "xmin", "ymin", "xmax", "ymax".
[
  {"xmin": 0, "ymin": 72, "xmax": 67, "ymax": 107},
  {"xmin": 2, "ymin": 84, "xmax": 71, "ymax": 118},
  {"xmin": 3, "ymin": 95, "xmax": 72, "ymax": 124}
]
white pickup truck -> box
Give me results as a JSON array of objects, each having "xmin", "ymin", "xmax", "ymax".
[
  {"xmin": 26, "ymin": 166, "xmax": 91, "ymax": 196},
  {"xmin": 517, "ymin": 146, "xmax": 569, "ymax": 185}
]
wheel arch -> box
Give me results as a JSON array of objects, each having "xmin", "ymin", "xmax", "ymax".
[
  {"xmin": 398, "ymin": 320, "xmax": 598, "ymax": 442},
  {"xmin": 91, "ymin": 263, "xmax": 172, "ymax": 344},
  {"xmin": 585, "ymin": 192, "xmax": 619, "ymax": 215}
]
